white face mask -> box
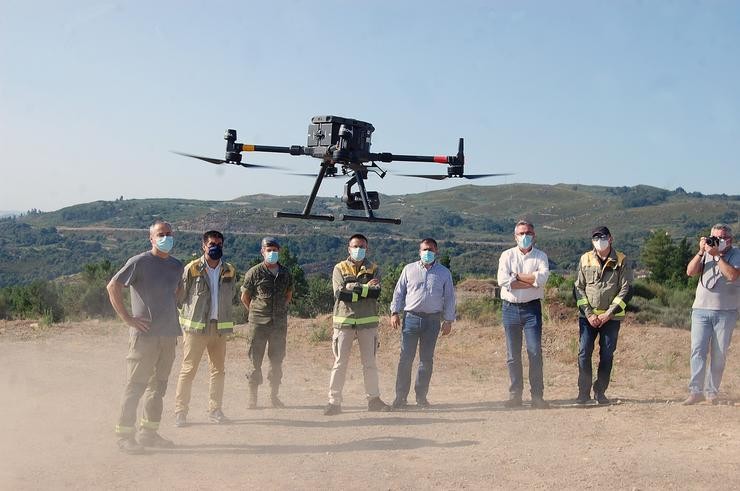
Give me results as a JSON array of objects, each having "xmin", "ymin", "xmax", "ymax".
[
  {"xmin": 592, "ymin": 239, "xmax": 609, "ymax": 252},
  {"xmin": 718, "ymin": 239, "xmax": 727, "ymax": 251}
]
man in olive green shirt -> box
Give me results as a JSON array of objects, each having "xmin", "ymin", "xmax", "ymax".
[{"xmin": 240, "ymin": 237, "xmax": 294, "ymax": 408}]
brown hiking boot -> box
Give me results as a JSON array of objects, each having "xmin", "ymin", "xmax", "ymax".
[
  {"xmin": 323, "ymin": 403, "xmax": 341, "ymax": 416},
  {"xmin": 138, "ymin": 431, "xmax": 174, "ymax": 448},
  {"xmin": 248, "ymin": 385, "xmax": 258, "ymax": 409},
  {"xmin": 368, "ymin": 397, "xmax": 391, "ymax": 412},
  {"xmin": 117, "ymin": 436, "xmax": 145, "ymax": 455},
  {"xmin": 682, "ymin": 393, "xmax": 705, "ymax": 405}
]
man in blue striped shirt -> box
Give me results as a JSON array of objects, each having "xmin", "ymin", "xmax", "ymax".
[{"xmin": 390, "ymin": 238, "xmax": 456, "ymax": 409}]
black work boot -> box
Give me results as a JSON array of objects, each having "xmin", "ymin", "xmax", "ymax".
[{"xmin": 270, "ymin": 385, "xmax": 285, "ymax": 408}]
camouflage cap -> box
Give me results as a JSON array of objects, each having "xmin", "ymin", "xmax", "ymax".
[{"xmin": 261, "ymin": 236, "xmax": 280, "ymax": 248}]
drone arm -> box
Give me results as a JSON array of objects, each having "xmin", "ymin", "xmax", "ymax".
[
  {"xmin": 370, "ymin": 138, "xmax": 464, "ymax": 165},
  {"xmin": 371, "ymin": 153, "xmax": 456, "ymax": 164},
  {"xmin": 239, "ymin": 144, "xmax": 307, "ymax": 156}
]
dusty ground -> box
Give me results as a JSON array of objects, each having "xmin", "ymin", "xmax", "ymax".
[{"xmin": 1, "ymin": 316, "xmax": 739, "ymax": 490}]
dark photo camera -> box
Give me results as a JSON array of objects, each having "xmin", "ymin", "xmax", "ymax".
[{"xmin": 705, "ymin": 236, "xmax": 720, "ymax": 247}]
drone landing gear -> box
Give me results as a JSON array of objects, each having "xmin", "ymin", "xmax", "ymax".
[
  {"xmin": 274, "ymin": 165, "xmax": 335, "ymax": 221},
  {"xmin": 274, "ymin": 166, "xmax": 401, "ymax": 224}
]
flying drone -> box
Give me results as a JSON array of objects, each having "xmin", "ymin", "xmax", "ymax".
[{"xmin": 175, "ymin": 115, "xmax": 509, "ymax": 224}]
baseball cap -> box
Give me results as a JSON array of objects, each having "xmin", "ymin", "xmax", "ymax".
[
  {"xmin": 261, "ymin": 236, "xmax": 280, "ymax": 248},
  {"xmin": 591, "ymin": 226, "xmax": 611, "ymax": 238}
]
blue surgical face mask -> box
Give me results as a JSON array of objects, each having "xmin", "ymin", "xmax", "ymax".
[
  {"xmin": 207, "ymin": 244, "xmax": 223, "ymax": 260},
  {"xmin": 350, "ymin": 247, "xmax": 366, "ymax": 261},
  {"xmin": 516, "ymin": 234, "xmax": 533, "ymax": 249},
  {"xmin": 155, "ymin": 235, "xmax": 174, "ymax": 253},
  {"xmin": 420, "ymin": 250, "xmax": 436, "ymax": 264},
  {"xmin": 265, "ymin": 250, "xmax": 279, "ymax": 264}
]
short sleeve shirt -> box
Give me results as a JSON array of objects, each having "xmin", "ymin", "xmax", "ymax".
[
  {"xmin": 693, "ymin": 247, "xmax": 740, "ymax": 311},
  {"xmin": 241, "ymin": 263, "xmax": 294, "ymax": 326},
  {"xmin": 111, "ymin": 251, "xmax": 183, "ymax": 336}
]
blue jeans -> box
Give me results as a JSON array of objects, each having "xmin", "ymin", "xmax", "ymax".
[
  {"xmin": 689, "ymin": 309, "xmax": 737, "ymax": 396},
  {"xmin": 502, "ymin": 300, "xmax": 544, "ymax": 398},
  {"xmin": 578, "ymin": 317, "xmax": 620, "ymax": 397},
  {"xmin": 395, "ymin": 312, "xmax": 441, "ymax": 402}
]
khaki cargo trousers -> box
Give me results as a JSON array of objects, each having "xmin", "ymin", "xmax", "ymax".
[
  {"xmin": 175, "ymin": 323, "xmax": 227, "ymax": 415},
  {"xmin": 115, "ymin": 334, "xmax": 177, "ymax": 436},
  {"xmin": 328, "ymin": 326, "xmax": 380, "ymax": 405}
]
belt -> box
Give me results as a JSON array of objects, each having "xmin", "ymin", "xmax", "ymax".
[
  {"xmin": 405, "ymin": 311, "xmax": 441, "ymax": 318},
  {"xmin": 502, "ymin": 299, "xmax": 541, "ymax": 307}
]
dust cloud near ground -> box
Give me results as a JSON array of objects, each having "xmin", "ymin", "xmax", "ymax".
[{"xmin": 1, "ymin": 317, "xmax": 739, "ymax": 490}]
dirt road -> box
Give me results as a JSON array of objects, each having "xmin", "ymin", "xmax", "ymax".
[{"xmin": 1, "ymin": 319, "xmax": 738, "ymax": 490}]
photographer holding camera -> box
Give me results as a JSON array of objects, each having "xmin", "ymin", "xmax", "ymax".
[{"xmin": 683, "ymin": 224, "xmax": 740, "ymax": 405}]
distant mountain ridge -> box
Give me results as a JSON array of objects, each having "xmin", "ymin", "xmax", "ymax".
[{"xmin": 1, "ymin": 183, "xmax": 737, "ymax": 287}]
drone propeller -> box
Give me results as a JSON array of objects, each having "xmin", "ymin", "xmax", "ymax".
[
  {"xmin": 172, "ymin": 151, "xmax": 280, "ymax": 169},
  {"xmin": 398, "ymin": 172, "xmax": 512, "ymax": 180}
]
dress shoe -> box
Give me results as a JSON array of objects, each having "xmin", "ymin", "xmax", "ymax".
[
  {"xmin": 504, "ymin": 395, "xmax": 523, "ymax": 408},
  {"xmin": 594, "ymin": 392, "xmax": 611, "ymax": 405},
  {"xmin": 416, "ymin": 398, "xmax": 431, "ymax": 408},
  {"xmin": 682, "ymin": 393, "xmax": 705, "ymax": 405},
  {"xmin": 391, "ymin": 398, "xmax": 408, "ymax": 410},
  {"xmin": 531, "ymin": 397, "xmax": 550, "ymax": 409},
  {"xmin": 323, "ymin": 403, "xmax": 341, "ymax": 416},
  {"xmin": 575, "ymin": 394, "xmax": 591, "ymax": 405}
]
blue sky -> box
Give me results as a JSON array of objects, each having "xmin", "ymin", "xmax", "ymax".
[{"xmin": 1, "ymin": 0, "xmax": 738, "ymax": 212}]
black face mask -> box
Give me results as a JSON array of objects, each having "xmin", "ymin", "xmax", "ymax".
[{"xmin": 207, "ymin": 245, "xmax": 223, "ymax": 260}]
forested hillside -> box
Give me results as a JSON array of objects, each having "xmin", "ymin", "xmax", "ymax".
[{"xmin": 1, "ymin": 183, "xmax": 737, "ymax": 287}]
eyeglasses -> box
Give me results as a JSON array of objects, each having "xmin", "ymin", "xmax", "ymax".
[{"xmin": 592, "ymin": 234, "xmax": 609, "ymax": 239}]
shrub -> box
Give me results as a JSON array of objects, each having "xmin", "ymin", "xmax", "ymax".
[
  {"xmin": 308, "ymin": 323, "xmax": 332, "ymax": 344},
  {"xmin": 291, "ymin": 275, "xmax": 335, "ymax": 318},
  {"xmin": 457, "ymin": 297, "xmax": 501, "ymax": 324}
]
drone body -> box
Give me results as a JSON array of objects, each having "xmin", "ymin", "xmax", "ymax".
[{"xmin": 176, "ymin": 115, "xmax": 509, "ymax": 224}]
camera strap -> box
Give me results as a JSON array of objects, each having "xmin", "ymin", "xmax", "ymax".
[{"xmin": 699, "ymin": 255, "xmax": 721, "ymax": 290}]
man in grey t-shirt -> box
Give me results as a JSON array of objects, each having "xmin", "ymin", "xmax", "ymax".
[
  {"xmin": 683, "ymin": 223, "xmax": 740, "ymax": 405},
  {"xmin": 107, "ymin": 220, "xmax": 183, "ymax": 453}
]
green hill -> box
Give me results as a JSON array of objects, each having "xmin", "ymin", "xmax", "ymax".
[{"xmin": 1, "ymin": 184, "xmax": 737, "ymax": 287}]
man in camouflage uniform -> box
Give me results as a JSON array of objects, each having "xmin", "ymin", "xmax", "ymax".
[
  {"xmin": 324, "ymin": 233, "xmax": 390, "ymax": 415},
  {"xmin": 240, "ymin": 237, "xmax": 294, "ymax": 408}
]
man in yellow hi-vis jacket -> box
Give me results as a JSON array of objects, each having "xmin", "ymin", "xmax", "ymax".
[
  {"xmin": 324, "ymin": 233, "xmax": 390, "ymax": 415},
  {"xmin": 574, "ymin": 226, "xmax": 632, "ymax": 405}
]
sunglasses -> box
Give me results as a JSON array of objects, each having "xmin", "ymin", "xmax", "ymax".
[{"xmin": 592, "ymin": 234, "xmax": 609, "ymax": 240}]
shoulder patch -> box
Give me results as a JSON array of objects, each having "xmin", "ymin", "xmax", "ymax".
[
  {"xmin": 187, "ymin": 259, "xmax": 205, "ymax": 277},
  {"xmin": 616, "ymin": 252, "xmax": 626, "ymax": 267}
]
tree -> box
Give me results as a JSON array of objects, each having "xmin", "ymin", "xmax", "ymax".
[
  {"xmin": 640, "ymin": 230, "xmax": 693, "ymax": 287},
  {"xmin": 291, "ymin": 275, "xmax": 334, "ymax": 318},
  {"xmin": 379, "ymin": 262, "xmax": 405, "ymax": 314}
]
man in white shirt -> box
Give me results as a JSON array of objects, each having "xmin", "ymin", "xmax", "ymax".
[{"xmin": 496, "ymin": 220, "xmax": 550, "ymax": 409}]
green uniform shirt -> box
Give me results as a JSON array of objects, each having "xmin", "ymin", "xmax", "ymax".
[{"xmin": 241, "ymin": 263, "xmax": 294, "ymax": 326}]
